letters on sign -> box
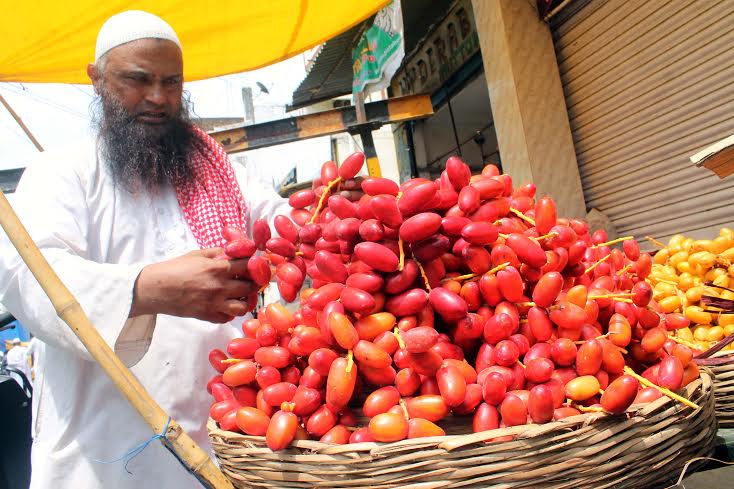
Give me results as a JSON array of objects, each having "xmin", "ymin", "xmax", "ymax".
[{"xmin": 391, "ymin": 0, "xmax": 479, "ymax": 97}]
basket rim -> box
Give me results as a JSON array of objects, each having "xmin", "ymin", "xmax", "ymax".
[
  {"xmin": 709, "ymin": 350, "xmax": 734, "ymax": 359},
  {"xmin": 208, "ymin": 370, "xmax": 714, "ymax": 452}
]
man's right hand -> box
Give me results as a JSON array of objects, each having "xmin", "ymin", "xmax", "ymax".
[{"xmin": 129, "ymin": 248, "xmax": 257, "ymax": 323}]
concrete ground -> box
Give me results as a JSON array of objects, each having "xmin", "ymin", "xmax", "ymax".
[{"xmin": 678, "ymin": 429, "xmax": 734, "ymax": 489}]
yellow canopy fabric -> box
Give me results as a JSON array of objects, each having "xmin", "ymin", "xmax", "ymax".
[{"xmin": 0, "ymin": 0, "xmax": 387, "ymax": 84}]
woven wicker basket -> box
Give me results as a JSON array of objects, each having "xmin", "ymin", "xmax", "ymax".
[
  {"xmin": 708, "ymin": 354, "xmax": 734, "ymax": 427},
  {"xmin": 208, "ymin": 372, "xmax": 717, "ymax": 489}
]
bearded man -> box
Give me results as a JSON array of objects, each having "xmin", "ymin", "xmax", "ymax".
[{"xmin": 0, "ymin": 11, "xmax": 289, "ymax": 489}]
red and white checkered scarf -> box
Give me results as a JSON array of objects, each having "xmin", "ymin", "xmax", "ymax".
[{"xmin": 175, "ymin": 126, "xmax": 247, "ymax": 249}]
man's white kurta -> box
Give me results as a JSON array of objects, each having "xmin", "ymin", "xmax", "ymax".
[{"xmin": 0, "ymin": 140, "xmax": 289, "ymax": 488}]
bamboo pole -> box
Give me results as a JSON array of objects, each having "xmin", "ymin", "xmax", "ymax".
[
  {"xmin": 0, "ymin": 191, "xmax": 233, "ymax": 489},
  {"xmin": 0, "ymin": 93, "xmax": 44, "ymax": 152}
]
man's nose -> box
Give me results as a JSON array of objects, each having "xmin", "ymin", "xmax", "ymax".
[{"xmin": 145, "ymin": 83, "xmax": 166, "ymax": 107}]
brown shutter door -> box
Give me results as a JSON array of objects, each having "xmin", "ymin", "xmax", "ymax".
[{"xmin": 552, "ymin": 0, "xmax": 734, "ymax": 249}]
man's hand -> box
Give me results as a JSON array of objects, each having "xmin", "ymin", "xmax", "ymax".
[{"xmin": 129, "ymin": 248, "xmax": 257, "ymax": 323}]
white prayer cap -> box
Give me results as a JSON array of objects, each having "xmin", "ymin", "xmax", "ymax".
[
  {"xmin": 11, "ymin": 337, "xmax": 20, "ymax": 344},
  {"xmin": 95, "ymin": 10, "xmax": 182, "ymax": 62}
]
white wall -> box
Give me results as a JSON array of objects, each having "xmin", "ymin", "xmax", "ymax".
[
  {"xmin": 230, "ymin": 136, "xmax": 333, "ymax": 188},
  {"xmin": 329, "ymin": 126, "xmax": 400, "ymax": 183},
  {"xmin": 372, "ymin": 126, "xmax": 401, "ymax": 183}
]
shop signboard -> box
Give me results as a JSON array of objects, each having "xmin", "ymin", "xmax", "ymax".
[
  {"xmin": 391, "ymin": 0, "xmax": 479, "ymax": 97},
  {"xmin": 352, "ymin": 0, "xmax": 405, "ymax": 96}
]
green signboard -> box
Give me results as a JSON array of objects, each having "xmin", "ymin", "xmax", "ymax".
[{"xmin": 352, "ymin": 0, "xmax": 404, "ymax": 96}]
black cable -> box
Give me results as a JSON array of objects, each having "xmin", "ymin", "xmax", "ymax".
[
  {"xmin": 0, "ymin": 85, "xmax": 89, "ymax": 119},
  {"xmin": 406, "ymin": 121, "xmax": 419, "ymax": 178},
  {"xmin": 446, "ymin": 93, "xmax": 462, "ymax": 158}
]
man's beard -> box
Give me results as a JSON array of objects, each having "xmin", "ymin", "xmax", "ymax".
[{"xmin": 91, "ymin": 90, "xmax": 197, "ymax": 193}]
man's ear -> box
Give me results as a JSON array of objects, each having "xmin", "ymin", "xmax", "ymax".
[{"xmin": 87, "ymin": 63, "xmax": 101, "ymax": 94}]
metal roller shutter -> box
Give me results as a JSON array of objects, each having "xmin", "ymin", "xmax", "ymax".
[{"xmin": 551, "ymin": 0, "xmax": 734, "ymax": 250}]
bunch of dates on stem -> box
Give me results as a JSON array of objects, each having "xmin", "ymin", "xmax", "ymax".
[{"xmin": 207, "ymin": 152, "xmax": 700, "ymax": 451}]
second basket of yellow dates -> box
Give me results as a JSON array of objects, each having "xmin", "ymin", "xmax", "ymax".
[{"xmin": 648, "ymin": 227, "xmax": 734, "ymax": 427}]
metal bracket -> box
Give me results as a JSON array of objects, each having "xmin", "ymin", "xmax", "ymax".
[{"xmin": 208, "ymin": 94, "xmax": 433, "ymax": 156}]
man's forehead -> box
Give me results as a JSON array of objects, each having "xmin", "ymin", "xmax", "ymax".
[{"xmin": 103, "ymin": 38, "xmax": 183, "ymax": 70}]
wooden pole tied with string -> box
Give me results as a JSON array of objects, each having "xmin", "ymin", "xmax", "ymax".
[{"xmin": 0, "ymin": 191, "xmax": 233, "ymax": 489}]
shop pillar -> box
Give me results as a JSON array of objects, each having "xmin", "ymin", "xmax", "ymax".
[{"xmin": 471, "ymin": 0, "xmax": 586, "ymax": 218}]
